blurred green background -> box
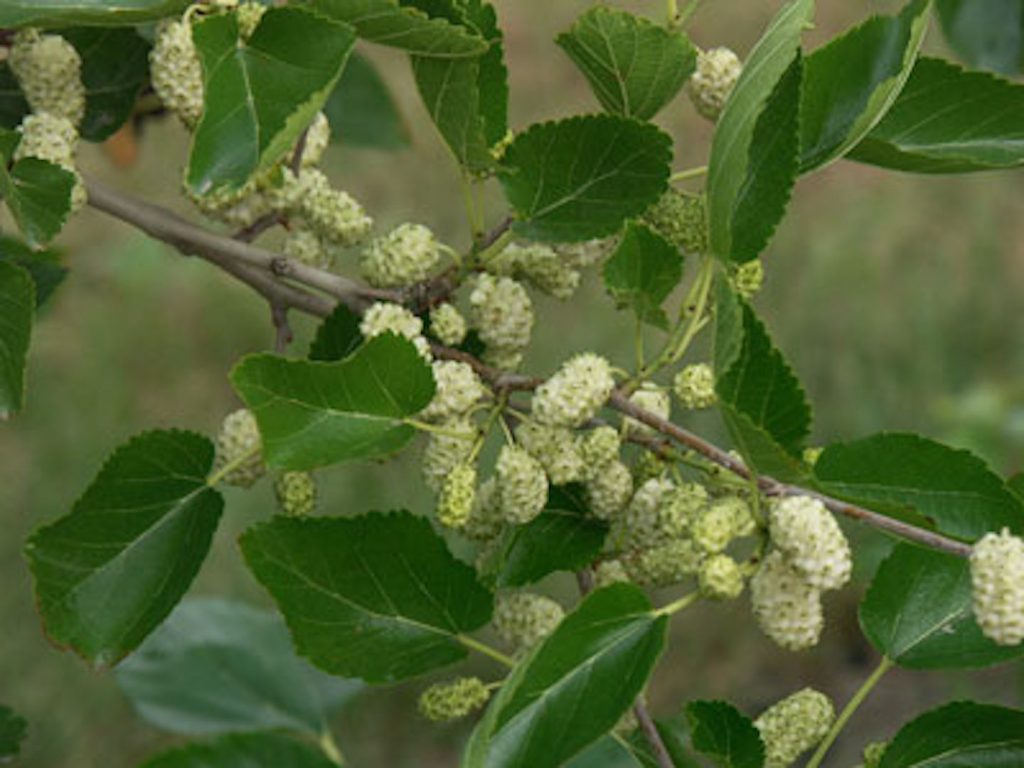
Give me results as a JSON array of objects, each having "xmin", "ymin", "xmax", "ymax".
[{"xmin": 3, "ymin": 0, "xmax": 1024, "ymax": 765}]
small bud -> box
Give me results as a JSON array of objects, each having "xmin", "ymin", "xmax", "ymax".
[
  {"xmin": 514, "ymin": 422, "xmax": 586, "ymax": 486},
  {"xmin": 750, "ymin": 551, "xmax": 824, "ymax": 651},
  {"xmin": 429, "ymin": 303, "xmax": 468, "ymax": 347},
  {"xmin": 732, "ymin": 259, "xmax": 764, "ymax": 300},
  {"xmin": 418, "ymin": 677, "xmax": 491, "ymax": 722},
  {"xmin": 495, "ymin": 445, "xmax": 548, "ymax": 525},
  {"xmin": 493, "ymin": 591, "xmax": 564, "ymax": 651},
  {"xmin": 769, "ymin": 496, "xmax": 852, "ymax": 592},
  {"xmin": 699, "ymin": 554, "xmax": 744, "ymax": 600},
  {"xmin": 149, "ymin": 20, "xmax": 204, "ymax": 129},
  {"xmin": 586, "ymin": 459, "xmax": 634, "ymax": 520},
  {"xmin": 970, "ymin": 528, "xmax": 1024, "ymax": 646},
  {"xmin": 420, "ymin": 361, "xmax": 487, "ymax": 422},
  {"xmin": 437, "ymin": 463, "xmax": 477, "ymax": 530},
  {"xmin": 673, "ymin": 363, "xmax": 716, "ymax": 410},
  {"xmin": 214, "ymin": 408, "xmax": 265, "ymax": 487},
  {"xmin": 274, "ymin": 471, "xmax": 317, "ymax": 516},
  {"xmin": 754, "ymin": 688, "xmax": 835, "ymax": 768},
  {"xmin": 532, "ymin": 353, "xmax": 615, "ymax": 428},
  {"xmin": 687, "ymin": 47, "xmax": 742, "ymax": 121},
  {"xmin": 361, "ymin": 223, "xmax": 441, "ymax": 289}
]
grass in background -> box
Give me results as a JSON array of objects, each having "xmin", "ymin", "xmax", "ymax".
[{"xmin": 2, "ymin": 0, "xmax": 1023, "ymax": 765}]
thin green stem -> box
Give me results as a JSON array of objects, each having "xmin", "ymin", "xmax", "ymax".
[
  {"xmin": 461, "ymin": 174, "xmax": 485, "ymax": 240},
  {"xmin": 458, "ymin": 634, "xmax": 515, "ymax": 668},
  {"xmin": 319, "ymin": 730, "xmax": 345, "ymax": 766},
  {"xmin": 634, "ymin": 316, "xmax": 646, "ymax": 374},
  {"xmin": 205, "ymin": 444, "xmax": 260, "ymax": 488},
  {"xmin": 670, "ymin": 165, "xmax": 708, "ymax": 183},
  {"xmin": 805, "ymin": 657, "xmax": 894, "ymax": 768},
  {"xmin": 666, "ymin": 0, "xmax": 679, "ymax": 26},
  {"xmin": 471, "ymin": 395, "xmax": 509, "ymax": 460},
  {"xmin": 677, "ymin": 0, "xmax": 704, "ymax": 26},
  {"xmin": 475, "ymin": 229, "xmax": 515, "ymax": 266},
  {"xmin": 655, "ymin": 590, "xmax": 701, "ymax": 617}
]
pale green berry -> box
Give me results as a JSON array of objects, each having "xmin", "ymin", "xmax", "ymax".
[
  {"xmin": 699, "ymin": 554, "xmax": 744, "ymax": 600},
  {"xmin": 283, "ymin": 228, "xmax": 331, "ymax": 269},
  {"xmin": 732, "ymin": 259, "xmax": 764, "ymax": 300},
  {"xmin": 802, "ymin": 446, "xmax": 823, "ymax": 467},
  {"xmin": 586, "ymin": 459, "xmax": 633, "ymax": 520},
  {"xmin": 660, "ymin": 482, "xmax": 711, "ymax": 537},
  {"xmin": 750, "ymin": 551, "xmax": 824, "ymax": 651},
  {"xmin": 632, "ymin": 451, "xmax": 667, "ymax": 485},
  {"xmin": 298, "ymin": 111, "xmax": 331, "ymax": 168},
  {"xmin": 714, "ymin": 495, "xmax": 757, "ymax": 538},
  {"xmin": 420, "ymin": 361, "xmax": 486, "ymax": 422},
  {"xmin": 579, "ymin": 426, "xmax": 621, "ymax": 473},
  {"xmin": 10, "ymin": 30, "xmax": 85, "ymax": 126},
  {"xmin": 482, "ymin": 345, "xmax": 525, "ymax": 372},
  {"xmin": 861, "ymin": 741, "xmax": 888, "ymax": 768},
  {"xmin": 421, "ymin": 417, "xmax": 476, "ymax": 493},
  {"xmin": 555, "ymin": 237, "xmax": 618, "ymax": 270},
  {"xmin": 642, "ymin": 190, "xmax": 707, "ymax": 254},
  {"xmin": 532, "ymin": 353, "xmax": 615, "ymax": 428},
  {"xmin": 692, "ymin": 500, "xmax": 739, "ymax": 554},
  {"xmin": 274, "ymin": 471, "xmax": 317, "ymax": 516},
  {"xmin": 214, "ymin": 408, "xmax": 265, "ymax": 487},
  {"xmin": 673, "ymin": 363, "xmax": 716, "ymax": 410},
  {"xmin": 361, "ymin": 223, "xmax": 441, "ymax": 289},
  {"xmin": 971, "ymin": 528, "xmax": 1024, "ymax": 646},
  {"xmin": 514, "ymin": 422, "xmax": 586, "ymax": 486},
  {"xmin": 624, "ymin": 538, "xmax": 703, "ymax": 587},
  {"xmin": 463, "ymin": 477, "xmax": 504, "ymax": 542},
  {"xmin": 495, "ymin": 445, "xmax": 548, "ymax": 525},
  {"xmin": 282, "ymin": 169, "xmax": 372, "ymax": 247},
  {"xmin": 359, "ymin": 301, "xmax": 431, "ymax": 359},
  {"xmin": 754, "ymin": 688, "xmax": 835, "ymax": 768},
  {"xmin": 469, "ymin": 274, "xmax": 533, "ymax": 356},
  {"xmin": 429, "ymin": 303, "xmax": 468, "ymax": 347},
  {"xmin": 490, "ymin": 242, "xmax": 581, "ymax": 300},
  {"xmin": 688, "ymin": 46, "xmax": 742, "ymax": 121},
  {"xmin": 623, "ymin": 383, "xmax": 671, "ymax": 437},
  {"xmin": 613, "ymin": 477, "xmax": 698, "ymax": 550},
  {"xmin": 187, "ymin": 178, "xmax": 274, "ymax": 228},
  {"xmin": 14, "ymin": 112, "xmax": 86, "ymax": 214},
  {"xmin": 770, "ymin": 496, "xmax": 852, "ymax": 591},
  {"xmin": 418, "ymin": 677, "xmax": 491, "ymax": 722},
  {"xmin": 593, "ymin": 559, "xmax": 630, "ymax": 589},
  {"xmin": 150, "ymin": 20, "xmax": 204, "ymax": 129},
  {"xmin": 235, "ymin": 1, "xmax": 267, "ymax": 38},
  {"xmin": 437, "ymin": 463, "xmax": 477, "ymax": 530},
  {"xmin": 493, "ymin": 591, "xmax": 564, "ymax": 650}
]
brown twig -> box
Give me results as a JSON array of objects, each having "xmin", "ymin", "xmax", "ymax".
[
  {"xmin": 271, "ymin": 303, "xmax": 293, "ymax": 354},
  {"xmin": 633, "ymin": 699, "xmax": 675, "ymax": 768}
]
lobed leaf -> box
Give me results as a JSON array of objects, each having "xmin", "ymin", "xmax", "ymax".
[
  {"xmin": 603, "ymin": 222, "xmax": 684, "ymax": 330},
  {"xmin": 240, "ymin": 511, "xmax": 493, "ymax": 684},
  {"xmin": 0, "ymin": 261, "xmax": 34, "ymax": 419},
  {"xmin": 231, "ymin": 333, "xmax": 435, "ymax": 471},
  {"xmin": 25, "ymin": 430, "xmax": 223, "ymax": 666},
  {"xmin": 557, "ymin": 6, "xmax": 696, "ymax": 121},
  {"xmin": 879, "ymin": 701, "xmax": 1024, "ymax": 767}
]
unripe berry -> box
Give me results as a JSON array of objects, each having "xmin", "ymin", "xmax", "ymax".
[
  {"xmin": 495, "ymin": 445, "xmax": 548, "ymax": 525},
  {"xmin": 613, "ymin": 478, "xmax": 698, "ymax": 550},
  {"xmin": 281, "ymin": 169, "xmax": 372, "ymax": 247},
  {"xmin": 579, "ymin": 425, "xmax": 621, "ymax": 473},
  {"xmin": 469, "ymin": 274, "xmax": 533, "ymax": 363},
  {"xmin": 429, "ymin": 303, "xmax": 468, "ymax": 347},
  {"xmin": 673, "ymin": 363, "xmax": 716, "ymax": 410},
  {"xmin": 718, "ymin": 495, "xmax": 757, "ymax": 537},
  {"xmin": 150, "ymin": 20, "xmax": 204, "ymax": 129},
  {"xmin": 692, "ymin": 500, "xmax": 739, "ymax": 554},
  {"xmin": 861, "ymin": 742, "xmax": 888, "ymax": 768},
  {"xmin": 235, "ymin": 1, "xmax": 267, "ymax": 39},
  {"xmin": 532, "ymin": 353, "xmax": 615, "ymax": 428},
  {"xmin": 274, "ymin": 471, "xmax": 317, "ymax": 516},
  {"xmin": 970, "ymin": 528, "xmax": 1024, "ymax": 646},
  {"xmin": 14, "ymin": 113, "xmax": 86, "ymax": 214},
  {"xmin": 493, "ymin": 591, "xmax": 564, "ymax": 651},
  {"xmin": 623, "ymin": 383, "xmax": 670, "ymax": 437},
  {"xmin": 732, "ymin": 259, "xmax": 764, "ymax": 300},
  {"xmin": 359, "ymin": 302, "xmax": 431, "ymax": 360},
  {"xmin": 632, "ymin": 451, "xmax": 667, "ymax": 485},
  {"xmin": 361, "ymin": 223, "xmax": 441, "ymax": 289},
  {"xmin": 586, "ymin": 459, "xmax": 633, "ymax": 520},
  {"xmin": 514, "ymin": 422, "xmax": 586, "ymax": 486},
  {"xmin": 750, "ymin": 551, "xmax": 824, "ymax": 651},
  {"xmin": 802, "ymin": 446, "xmax": 823, "ymax": 467},
  {"xmin": 214, "ymin": 408, "xmax": 265, "ymax": 487},
  {"xmin": 555, "ymin": 237, "xmax": 618, "ymax": 270},
  {"xmin": 699, "ymin": 554, "xmax": 744, "ymax": 600},
  {"xmin": 687, "ymin": 47, "xmax": 742, "ymax": 121},
  {"xmin": 420, "ymin": 361, "xmax": 486, "ymax": 422},
  {"xmin": 437, "ymin": 463, "xmax": 477, "ymax": 530},
  {"xmin": 421, "ymin": 417, "xmax": 476, "ymax": 493},
  {"xmin": 769, "ymin": 496, "xmax": 852, "ymax": 592},
  {"xmin": 9, "ymin": 31, "xmax": 86, "ymax": 126},
  {"xmin": 418, "ymin": 677, "xmax": 491, "ymax": 722},
  {"xmin": 283, "ymin": 228, "xmax": 331, "ymax": 269},
  {"xmin": 188, "ymin": 179, "xmax": 274, "ymax": 228},
  {"xmin": 624, "ymin": 538, "xmax": 703, "ymax": 587},
  {"xmin": 462, "ymin": 477, "xmax": 504, "ymax": 542},
  {"xmin": 491, "ymin": 242, "xmax": 581, "ymax": 300},
  {"xmin": 482, "ymin": 345, "xmax": 525, "ymax": 372},
  {"xmin": 642, "ymin": 190, "xmax": 707, "ymax": 254},
  {"xmin": 593, "ymin": 559, "xmax": 630, "ymax": 589},
  {"xmin": 754, "ymin": 688, "xmax": 835, "ymax": 768}
]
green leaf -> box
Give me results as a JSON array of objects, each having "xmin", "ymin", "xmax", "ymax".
[
  {"xmin": 499, "ymin": 114, "xmax": 672, "ymax": 243},
  {"xmin": 849, "ymin": 57, "xmax": 1024, "ymax": 173},
  {"xmin": 62, "ymin": 28, "xmax": 151, "ymax": 142},
  {"xmin": 879, "ymin": 701, "xmax": 1024, "ymax": 767},
  {"xmin": 707, "ymin": 0, "xmax": 813, "ymax": 262},
  {"xmin": 308, "ymin": 303, "xmax": 363, "ymax": 362},
  {"xmin": 713, "ymin": 280, "xmax": 811, "ymax": 481},
  {"xmin": 0, "ymin": 261, "xmax": 34, "ymax": 419},
  {"xmin": 140, "ymin": 731, "xmax": 337, "ymax": 768},
  {"xmin": 116, "ymin": 598, "xmax": 362, "ymax": 736},
  {"xmin": 492, "ymin": 484, "xmax": 608, "ymax": 588},
  {"xmin": 412, "ymin": 0, "xmax": 508, "ymax": 171},
  {"xmin": 686, "ymin": 701, "xmax": 765, "ymax": 768},
  {"xmin": 240, "ymin": 511, "xmax": 493, "ymax": 684},
  {"xmin": 626, "ymin": 716, "xmax": 700, "ymax": 768},
  {"xmin": 936, "ymin": 0, "xmax": 1024, "ymax": 76},
  {"xmin": 324, "ymin": 52, "xmax": 409, "ymax": 149},
  {"xmin": 0, "ymin": 234, "xmax": 68, "ymax": 308},
  {"xmin": 231, "ymin": 333, "xmax": 435, "ymax": 471},
  {"xmin": 465, "ymin": 584, "xmax": 668, "ymax": 768},
  {"xmin": 187, "ymin": 8, "xmax": 356, "ymax": 194},
  {"xmin": 312, "ymin": 0, "xmax": 487, "ymax": 58},
  {"xmin": 603, "ymin": 222, "xmax": 684, "ymax": 330},
  {"xmin": 25, "ymin": 430, "xmax": 223, "ymax": 666},
  {"xmin": 0, "ymin": 64, "xmax": 30, "ymax": 130},
  {"xmin": 860, "ymin": 543, "xmax": 1024, "ymax": 669},
  {"xmin": 814, "ymin": 433, "xmax": 1024, "ymax": 540},
  {"xmin": 0, "ymin": 705, "xmax": 27, "ymax": 761},
  {"xmin": 0, "ymin": 0, "xmax": 190, "ymax": 27},
  {"xmin": 0, "ymin": 130, "xmax": 75, "ymax": 248},
  {"xmin": 556, "ymin": 6, "xmax": 697, "ymax": 121},
  {"xmin": 799, "ymin": 0, "xmax": 931, "ymax": 172}
]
